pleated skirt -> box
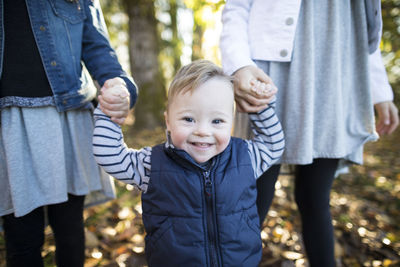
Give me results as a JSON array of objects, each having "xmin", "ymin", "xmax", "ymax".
[{"xmin": 0, "ymin": 106, "xmax": 115, "ymax": 218}]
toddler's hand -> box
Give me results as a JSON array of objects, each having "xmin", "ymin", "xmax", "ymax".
[
  {"xmin": 99, "ymin": 78, "xmax": 130, "ymax": 125},
  {"xmin": 233, "ymin": 65, "xmax": 277, "ymax": 113},
  {"xmin": 250, "ymin": 79, "xmax": 277, "ymax": 105}
]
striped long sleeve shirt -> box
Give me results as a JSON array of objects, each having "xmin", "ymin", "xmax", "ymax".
[{"xmin": 93, "ymin": 102, "xmax": 284, "ymax": 193}]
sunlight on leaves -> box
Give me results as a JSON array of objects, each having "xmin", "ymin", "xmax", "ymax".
[
  {"xmin": 358, "ymin": 227, "xmax": 367, "ymax": 237},
  {"xmin": 91, "ymin": 250, "xmax": 102, "ymax": 259},
  {"xmin": 383, "ymin": 259, "xmax": 393, "ymax": 266},
  {"xmin": 132, "ymin": 246, "xmax": 145, "ymax": 253},
  {"xmin": 116, "ymin": 253, "xmax": 129, "ymax": 267},
  {"xmin": 134, "ymin": 203, "xmax": 143, "ymax": 214},
  {"xmin": 295, "ymin": 258, "xmax": 306, "ymax": 267},
  {"xmin": 382, "ymin": 237, "xmax": 391, "ymax": 245},
  {"xmin": 103, "ymin": 227, "xmax": 117, "ymax": 237},
  {"xmin": 118, "ymin": 206, "xmax": 133, "ymax": 220},
  {"xmin": 261, "ymin": 230, "xmax": 268, "ymax": 241},
  {"xmin": 131, "ymin": 234, "xmax": 144, "ymax": 244},
  {"xmin": 126, "ymin": 184, "xmax": 135, "ymax": 191},
  {"xmin": 268, "ymin": 210, "xmax": 278, "ymax": 217},
  {"xmin": 282, "ymin": 251, "xmax": 303, "ymax": 260},
  {"xmin": 272, "ymin": 227, "xmax": 283, "ymax": 239}
]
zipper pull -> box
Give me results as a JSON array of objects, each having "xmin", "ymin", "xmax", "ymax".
[{"xmin": 204, "ymin": 171, "xmax": 212, "ymax": 197}]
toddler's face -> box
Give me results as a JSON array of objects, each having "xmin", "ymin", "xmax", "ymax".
[{"xmin": 165, "ymin": 78, "xmax": 234, "ymax": 163}]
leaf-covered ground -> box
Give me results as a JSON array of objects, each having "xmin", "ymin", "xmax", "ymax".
[{"xmin": 0, "ymin": 127, "xmax": 399, "ymax": 267}]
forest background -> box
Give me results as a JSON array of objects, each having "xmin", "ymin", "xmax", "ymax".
[{"xmin": 1, "ymin": 0, "xmax": 400, "ymax": 266}]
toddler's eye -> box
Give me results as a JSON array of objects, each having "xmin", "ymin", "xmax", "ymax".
[
  {"xmin": 212, "ymin": 119, "xmax": 223, "ymax": 124},
  {"xmin": 183, "ymin": 117, "xmax": 194, "ymax": 122}
]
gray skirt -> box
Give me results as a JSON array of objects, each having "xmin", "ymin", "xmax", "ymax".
[
  {"xmin": 0, "ymin": 106, "xmax": 115, "ymax": 218},
  {"xmin": 234, "ymin": 0, "xmax": 378, "ymax": 168}
]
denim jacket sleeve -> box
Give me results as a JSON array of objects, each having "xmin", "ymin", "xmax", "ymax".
[{"xmin": 81, "ymin": 0, "xmax": 138, "ymax": 107}]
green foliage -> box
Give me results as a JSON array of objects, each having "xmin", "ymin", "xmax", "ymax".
[
  {"xmin": 381, "ymin": 0, "xmax": 400, "ymax": 107},
  {"xmin": 100, "ymin": 0, "xmax": 127, "ymax": 47},
  {"xmin": 101, "ymin": 0, "xmax": 400, "ymax": 109},
  {"xmin": 157, "ymin": 0, "xmax": 183, "ymax": 76}
]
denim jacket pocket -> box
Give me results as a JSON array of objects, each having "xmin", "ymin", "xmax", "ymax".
[{"xmin": 48, "ymin": 0, "xmax": 86, "ymax": 24}]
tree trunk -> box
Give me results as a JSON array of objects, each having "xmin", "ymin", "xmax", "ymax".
[
  {"xmin": 123, "ymin": 0, "xmax": 166, "ymax": 130},
  {"xmin": 191, "ymin": 22, "xmax": 203, "ymax": 61},
  {"xmin": 169, "ymin": 0, "xmax": 181, "ymax": 74}
]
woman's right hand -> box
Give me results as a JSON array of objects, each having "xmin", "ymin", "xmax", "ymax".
[{"xmin": 233, "ymin": 65, "xmax": 277, "ymax": 113}]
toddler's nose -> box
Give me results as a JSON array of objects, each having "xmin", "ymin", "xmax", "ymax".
[{"xmin": 194, "ymin": 123, "xmax": 210, "ymax": 136}]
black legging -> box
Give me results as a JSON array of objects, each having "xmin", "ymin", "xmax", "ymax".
[
  {"xmin": 2, "ymin": 194, "xmax": 85, "ymax": 267},
  {"xmin": 257, "ymin": 158, "xmax": 338, "ymax": 267}
]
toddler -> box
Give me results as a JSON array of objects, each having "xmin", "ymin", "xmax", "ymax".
[{"xmin": 93, "ymin": 60, "xmax": 284, "ymax": 267}]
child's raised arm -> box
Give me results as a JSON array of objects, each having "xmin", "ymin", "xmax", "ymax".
[
  {"xmin": 93, "ymin": 108, "xmax": 151, "ymax": 192},
  {"xmin": 245, "ymin": 98, "xmax": 285, "ymax": 178}
]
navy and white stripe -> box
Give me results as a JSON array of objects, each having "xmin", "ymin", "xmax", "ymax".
[
  {"xmin": 246, "ymin": 100, "xmax": 285, "ymax": 178},
  {"xmin": 93, "ymin": 108, "xmax": 151, "ymax": 192},
  {"xmin": 93, "ymin": 101, "xmax": 284, "ymax": 193}
]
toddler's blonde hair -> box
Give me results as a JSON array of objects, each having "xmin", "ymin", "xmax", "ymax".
[{"xmin": 167, "ymin": 60, "xmax": 233, "ymax": 110}]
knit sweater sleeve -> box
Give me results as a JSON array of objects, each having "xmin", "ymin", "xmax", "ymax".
[
  {"xmin": 92, "ymin": 107, "xmax": 151, "ymax": 192},
  {"xmin": 245, "ymin": 100, "xmax": 285, "ymax": 178}
]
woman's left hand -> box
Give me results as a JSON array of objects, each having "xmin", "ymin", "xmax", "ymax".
[{"xmin": 374, "ymin": 101, "xmax": 399, "ymax": 135}]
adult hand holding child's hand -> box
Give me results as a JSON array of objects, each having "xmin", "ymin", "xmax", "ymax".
[
  {"xmin": 99, "ymin": 77, "xmax": 130, "ymax": 125},
  {"xmin": 233, "ymin": 65, "xmax": 277, "ymax": 113}
]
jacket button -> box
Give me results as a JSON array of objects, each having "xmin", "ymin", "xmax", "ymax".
[
  {"xmin": 285, "ymin": 17, "xmax": 294, "ymax": 26},
  {"xmin": 40, "ymin": 26, "xmax": 46, "ymax": 31},
  {"xmin": 51, "ymin": 61, "xmax": 57, "ymax": 66},
  {"xmin": 63, "ymin": 100, "xmax": 67, "ymax": 105},
  {"xmin": 280, "ymin": 49, "xmax": 288, "ymax": 57}
]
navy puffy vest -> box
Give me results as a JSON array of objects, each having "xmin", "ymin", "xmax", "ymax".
[{"xmin": 142, "ymin": 137, "xmax": 262, "ymax": 267}]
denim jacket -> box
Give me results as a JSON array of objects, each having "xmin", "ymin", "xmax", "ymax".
[{"xmin": 0, "ymin": 0, "xmax": 137, "ymax": 111}]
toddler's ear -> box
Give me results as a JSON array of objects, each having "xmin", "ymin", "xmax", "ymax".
[{"xmin": 164, "ymin": 111, "xmax": 170, "ymax": 130}]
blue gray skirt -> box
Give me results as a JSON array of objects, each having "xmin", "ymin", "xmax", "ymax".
[
  {"xmin": 234, "ymin": 0, "xmax": 378, "ymax": 171},
  {"xmin": 0, "ymin": 106, "xmax": 115, "ymax": 218}
]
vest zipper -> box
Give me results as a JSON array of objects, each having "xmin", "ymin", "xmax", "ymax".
[{"xmin": 203, "ymin": 170, "xmax": 219, "ymax": 267}]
